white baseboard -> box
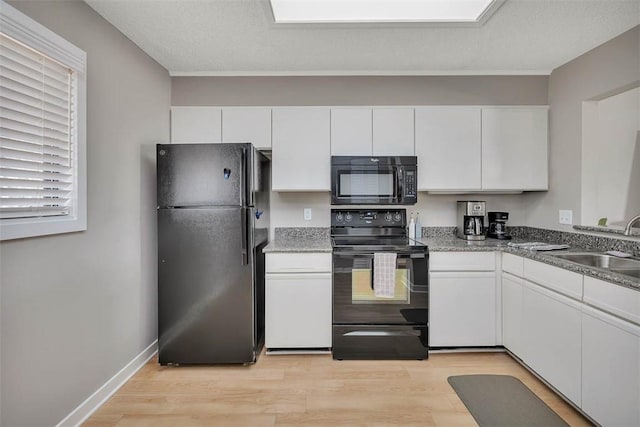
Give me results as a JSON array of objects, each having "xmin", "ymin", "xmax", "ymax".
[{"xmin": 56, "ymin": 340, "xmax": 158, "ymax": 427}]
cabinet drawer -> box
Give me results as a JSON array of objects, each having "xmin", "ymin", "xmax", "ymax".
[
  {"xmin": 502, "ymin": 253, "xmax": 524, "ymax": 276},
  {"xmin": 583, "ymin": 276, "xmax": 640, "ymax": 325},
  {"xmin": 430, "ymin": 251, "xmax": 495, "ymax": 271},
  {"xmin": 523, "ymin": 258, "xmax": 583, "ymax": 300},
  {"xmin": 266, "ymin": 253, "xmax": 332, "ymax": 273}
]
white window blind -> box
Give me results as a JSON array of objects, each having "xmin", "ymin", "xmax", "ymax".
[{"xmin": 0, "ymin": 32, "xmax": 75, "ymax": 219}]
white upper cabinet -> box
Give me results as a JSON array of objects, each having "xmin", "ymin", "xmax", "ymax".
[
  {"xmin": 331, "ymin": 107, "xmax": 414, "ymax": 156},
  {"xmin": 222, "ymin": 107, "xmax": 272, "ymax": 150},
  {"xmin": 415, "ymin": 107, "xmax": 482, "ymax": 191},
  {"xmin": 272, "ymin": 107, "xmax": 331, "ymax": 191},
  {"xmin": 330, "ymin": 108, "xmax": 372, "ymax": 156},
  {"xmin": 170, "ymin": 106, "xmax": 222, "ymax": 143},
  {"xmin": 481, "ymin": 107, "xmax": 549, "ymax": 191},
  {"xmin": 372, "ymin": 108, "xmax": 415, "ymax": 156}
]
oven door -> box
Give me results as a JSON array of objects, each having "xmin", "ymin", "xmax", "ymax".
[
  {"xmin": 332, "ymin": 249, "xmax": 429, "ymax": 325},
  {"xmin": 331, "ymin": 165, "xmax": 401, "ymax": 205}
]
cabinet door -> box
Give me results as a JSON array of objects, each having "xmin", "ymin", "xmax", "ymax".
[
  {"xmin": 415, "ymin": 107, "xmax": 481, "ymax": 191},
  {"xmin": 372, "ymin": 108, "xmax": 415, "ymax": 156},
  {"xmin": 331, "ymin": 108, "xmax": 372, "ymax": 155},
  {"xmin": 170, "ymin": 106, "xmax": 222, "ymax": 143},
  {"xmin": 265, "ymin": 273, "xmax": 332, "ymax": 348},
  {"xmin": 481, "ymin": 107, "xmax": 548, "ymax": 190},
  {"xmin": 429, "ymin": 272, "xmax": 496, "ymax": 347},
  {"xmin": 502, "ymin": 273, "xmax": 524, "ymax": 358},
  {"xmin": 582, "ymin": 306, "xmax": 640, "ymax": 427},
  {"xmin": 272, "ymin": 107, "xmax": 331, "ymax": 191},
  {"xmin": 522, "ymin": 281, "xmax": 581, "ymax": 405},
  {"xmin": 222, "ymin": 107, "xmax": 271, "ymax": 150}
]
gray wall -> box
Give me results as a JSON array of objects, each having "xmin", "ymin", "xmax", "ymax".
[
  {"xmin": 525, "ymin": 25, "xmax": 640, "ymax": 231},
  {"xmin": 1, "ymin": 2, "xmax": 170, "ymax": 426},
  {"xmin": 172, "ymin": 75, "xmax": 548, "ymax": 106},
  {"xmin": 172, "ymin": 75, "xmax": 548, "ymax": 230}
]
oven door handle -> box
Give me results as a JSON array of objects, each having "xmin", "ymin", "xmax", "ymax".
[
  {"xmin": 332, "ymin": 251, "xmax": 426, "ymax": 257},
  {"xmin": 343, "ymin": 330, "xmax": 421, "ymax": 337}
]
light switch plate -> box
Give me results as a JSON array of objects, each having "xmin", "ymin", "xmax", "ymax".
[
  {"xmin": 303, "ymin": 208, "xmax": 312, "ymax": 221},
  {"xmin": 559, "ymin": 209, "xmax": 573, "ymax": 225}
]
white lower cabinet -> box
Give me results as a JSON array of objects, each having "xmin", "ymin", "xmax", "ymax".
[
  {"xmin": 521, "ymin": 281, "xmax": 582, "ymax": 405},
  {"xmin": 502, "ymin": 272, "xmax": 524, "ymax": 358},
  {"xmin": 582, "ymin": 306, "xmax": 640, "ymax": 427},
  {"xmin": 265, "ymin": 253, "xmax": 332, "ymax": 350},
  {"xmin": 429, "ymin": 252, "xmax": 498, "ymax": 347},
  {"xmin": 430, "ymin": 272, "xmax": 497, "ymax": 346},
  {"xmin": 503, "ymin": 252, "xmax": 640, "ymax": 423},
  {"xmin": 502, "ymin": 254, "xmax": 582, "ymax": 406},
  {"xmin": 265, "ymin": 272, "xmax": 332, "ymax": 349}
]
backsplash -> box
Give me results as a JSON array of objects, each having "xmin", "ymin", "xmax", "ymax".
[
  {"xmin": 275, "ymin": 226, "xmax": 640, "ymax": 257},
  {"xmin": 511, "ymin": 226, "xmax": 640, "ymax": 257},
  {"xmin": 421, "ymin": 227, "xmax": 457, "ymax": 238},
  {"xmin": 274, "ymin": 227, "xmax": 330, "ymax": 241}
]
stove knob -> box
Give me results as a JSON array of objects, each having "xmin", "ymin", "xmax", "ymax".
[
  {"xmin": 385, "ymin": 213, "xmax": 392, "ymax": 222},
  {"xmin": 393, "ymin": 213, "xmax": 402, "ymax": 222},
  {"xmin": 345, "ymin": 213, "xmax": 353, "ymax": 222},
  {"xmin": 336, "ymin": 213, "xmax": 344, "ymax": 222}
]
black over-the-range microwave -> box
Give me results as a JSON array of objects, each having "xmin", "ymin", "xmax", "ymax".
[{"xmin": 331, "ymin": 156, "xmax": 417, "ymax": 205}]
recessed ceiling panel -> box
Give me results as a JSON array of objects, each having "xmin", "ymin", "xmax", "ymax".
[{"xmin": 270, "ymin": 0, "xmax": 497, "ymax": 23}]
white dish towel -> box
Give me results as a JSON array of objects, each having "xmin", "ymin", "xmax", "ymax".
[{"xmin": 374, "ymin": 252, "xmax": 397, "ymax": 298}]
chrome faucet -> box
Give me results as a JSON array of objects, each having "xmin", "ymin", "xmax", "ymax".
[{"xmin": 623, "ymin": 213, "xmax": 640, "ymax": 236}]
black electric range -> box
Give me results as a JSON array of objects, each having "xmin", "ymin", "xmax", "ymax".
[{"xmin": 331, "ymin": 209, "xmax": 429, "ymax": 360}]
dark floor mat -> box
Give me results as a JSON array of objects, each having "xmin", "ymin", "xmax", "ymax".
[{"xmin": 448, "ymin": 374, "xmax": 569, "ymax": 427}]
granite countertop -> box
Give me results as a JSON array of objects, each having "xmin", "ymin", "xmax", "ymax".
[
  {"xmin": 420, "ymin": 235, "xmax": 640, "ymax": 292},
  {"xmin": 263, "ymin": 226, "xmax": 639, "ymax": 291}
]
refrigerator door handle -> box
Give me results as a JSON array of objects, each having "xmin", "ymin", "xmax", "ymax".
[
  {"xmin": 240, "ymin": 148, "xmax": 246, "ymax": 206},
  {"xmin": 240, "ymin": 146, "xmax": 251, "ymax": 207},
  {"xmin": 241, "ymin": 208, "xmax": 248, "ymax": 265}
]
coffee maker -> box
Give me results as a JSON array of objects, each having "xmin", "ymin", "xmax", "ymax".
[
  {"xmin": 457, "ymin": 201, "xmax": 486, "ymax": 241},
  {"xmin": 487, "ymin": 211, "xmax": 511, "ymax": 240}
]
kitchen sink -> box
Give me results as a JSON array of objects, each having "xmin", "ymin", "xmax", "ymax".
[{"xmin": 549, "ymin": 252, "xmax": 640, "ymax": 278}]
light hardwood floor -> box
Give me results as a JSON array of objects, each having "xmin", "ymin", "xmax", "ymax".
[{"xmin": 84, "ymin": 351, "xmax": 592, "ymax": 426}]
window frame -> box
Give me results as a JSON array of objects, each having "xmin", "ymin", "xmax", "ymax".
[{"xmin": 0, "ymin": 0, "xmax": 86, "ymax": 241}]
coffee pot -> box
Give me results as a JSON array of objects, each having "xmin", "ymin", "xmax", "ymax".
[
  {"xmin": 457, "ymin": 201, "xmax": 486, "ymax": 241},
  {"xmin": 487, "ymin": 211, "xmax": 511, "ymax": 240}
]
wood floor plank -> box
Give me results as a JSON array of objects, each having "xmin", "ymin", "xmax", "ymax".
[{"xmin": 84, "ymin": 351, "xmax": 591, "ymax": 426}]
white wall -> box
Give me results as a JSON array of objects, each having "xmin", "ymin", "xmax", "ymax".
[
  {"xmin": 525, "ymin": 26, "xmax": 639, "ymax": 231},
  {"xmin": 1, "ymin": 2, "xmax": 170, "ymax": 425},
  {"xmin": 582, "ymin": 86, "xmax": 640, "ymax": 227}
]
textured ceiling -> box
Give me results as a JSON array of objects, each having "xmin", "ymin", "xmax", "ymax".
[{"xmin": 84, "ymin": 0, "xmax": 640, "ymax": 76}]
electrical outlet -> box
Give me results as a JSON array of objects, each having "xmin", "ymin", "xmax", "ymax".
[
  {"xmin": 559, "ymin": 210, "xmax": 573, "ymax": 225},
  {"xmin": 303, "ymin": 208, "xmax": 312, "ymax": 221}
]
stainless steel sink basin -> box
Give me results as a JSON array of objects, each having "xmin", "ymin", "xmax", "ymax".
[{"xmin": 549, "ymin": 252, "xmax": 640, "ymax": 278}]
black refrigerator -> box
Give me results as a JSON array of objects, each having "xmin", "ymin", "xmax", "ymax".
[{"xmin": 156, "ymin": 143, "xmax": 270, "ymax": 365}]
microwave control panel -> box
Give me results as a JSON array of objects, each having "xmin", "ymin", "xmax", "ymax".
[{"xmin": 404, "ymin": 170, "xmax": 416, "ymax": 198}]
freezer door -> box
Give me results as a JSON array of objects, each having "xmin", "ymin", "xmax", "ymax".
[
  {"xmin": 157, "ymin": 143, "xmax": 252, "ymax": 207},
  {"xmin": 158, "ymin": 207, "xmax": 255, "ymax": 364}
]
